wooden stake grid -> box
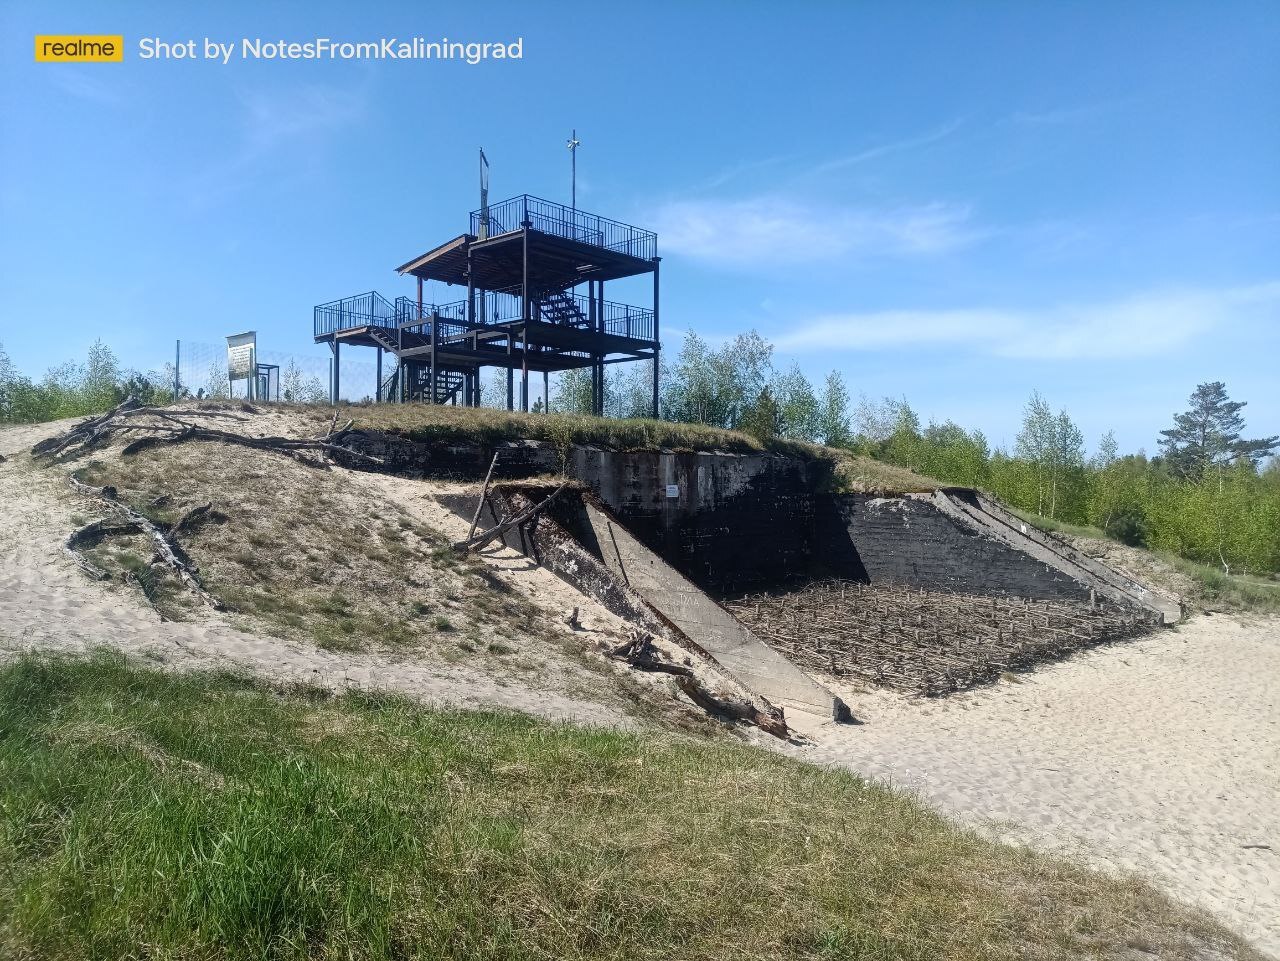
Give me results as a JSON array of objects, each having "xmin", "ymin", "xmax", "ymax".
[{"xmin": 725, "ymin": 580, "xmax": 1160, "ymax": 696}]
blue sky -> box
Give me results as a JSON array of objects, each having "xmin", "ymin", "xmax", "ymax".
[{"xmin": 2, "ymin": 1, "xmax": 1276, "ymax": 453}]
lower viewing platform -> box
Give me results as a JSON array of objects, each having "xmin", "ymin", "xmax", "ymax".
[{"xmin": 312, "ymin": 289, "xmax": 659, "ymax": 412}]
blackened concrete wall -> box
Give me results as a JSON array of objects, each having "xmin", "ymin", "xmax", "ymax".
[
  {"xmin": 342, "ymin": 432, "xmax": 814, "ymax": 595},
  {"xmin": 565, "ymin": 449, "xmax": 813, "ymax": 595},
  {"xmin": 815, "ymin": 493, "xmax": 1096, "ymax": 602}
]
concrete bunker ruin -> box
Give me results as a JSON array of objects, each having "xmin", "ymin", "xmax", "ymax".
[{"xmin": 340, "ymin": 431, "xmax": 1178, "ymax": 721}]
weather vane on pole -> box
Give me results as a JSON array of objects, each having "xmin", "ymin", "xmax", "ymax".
[{"xmin": 567, "ymin": 129, "xmax": 581, "ymax": 214}]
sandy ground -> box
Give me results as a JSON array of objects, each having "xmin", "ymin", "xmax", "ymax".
[
  {"xmin": 3, "ymin": 413, "xmax": 1277, "ymax": 955},
  {"xmin": 0, "ymin": 418, "xmax": 639, "ymax": 729},
  {"xmin": 797, "ymin": 617, "xmax": 1280, "ymax": 955}
]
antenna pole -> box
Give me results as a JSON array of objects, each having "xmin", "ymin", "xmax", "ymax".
[
  {"xmin": 566, "ymin": 129, "xmax": 580, "ymax": 214},
  {"xmin": 479, "ymin": 147, "xmax": 490, "ymax": 239}
]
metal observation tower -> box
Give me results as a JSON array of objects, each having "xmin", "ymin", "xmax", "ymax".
[{"xmin": 314, "ymin": 189, "xmax": 660, "ymax": 416}]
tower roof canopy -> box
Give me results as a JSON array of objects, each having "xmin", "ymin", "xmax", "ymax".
[{"xmin": 395, "ymin": 194, "xmax": 658, "ymax": 291}]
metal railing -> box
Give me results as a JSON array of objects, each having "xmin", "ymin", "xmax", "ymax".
[
  {"xmin": 471, "ymin": 194, "xmax": 657, "ymax": 260},
  {"xmin": 596, "ymin": 298, "xmax": 655, "ymax": 341},
  {"xmin": 320, "ymin": 287, "xmax": 654, "ymax": 344},
  {"xmin": 314, "ymin": 291, "xmax": 396, "ymax": 337}
]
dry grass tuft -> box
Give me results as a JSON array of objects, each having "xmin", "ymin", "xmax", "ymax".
[
  {"xmin": 186, "ymin": 400, "xmax": 946, "ymax": 494},
  {"xmin": 73, "ymin": 441, "xmax": 572, "ymax": 676}
]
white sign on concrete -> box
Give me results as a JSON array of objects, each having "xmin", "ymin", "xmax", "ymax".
[
  {"xmin": 665, "ymin": 484, "xmax": 680, "ymax": 498},
  {"xmin": 226, "ymin": 331, "xmax": 256, "ymax": 380}
]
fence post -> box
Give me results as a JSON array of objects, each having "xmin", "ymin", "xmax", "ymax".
[{"xmin": 174, "ymin": 340, "xmax": 180, "ymax": 402}]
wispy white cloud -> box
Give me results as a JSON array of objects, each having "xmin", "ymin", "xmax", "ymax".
[
  {"xmin": 701, "ymin": 153, "xmax": 796, "ymax": 190},
  {"xmin": 181, "ymin": 82, "xmax": 368, "ymax": 210},
  {"xmin": 812, "ymin": 118, "xmax": 965, "ymax": 175},
  {"xmin": 654, "ymin": 196, "xmax": 982, "ymax": 268},
  {"xmin": 1007, "ymin": 98, "xmax": 1136, "ymax": 127},
  {"xmin": 775, "ymin": 282, "xmax": 1280, "ymax": 360},
  {"xmin": 236, "ymin": 84, "xmax": 365, "ymax": 153}
]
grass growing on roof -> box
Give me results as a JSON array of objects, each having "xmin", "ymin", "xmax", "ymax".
[
  {"xmin": 224, "ymin": 400, "xmax": 947, "ymax": 494},
  {"xmin": 0, "ymin": 653, "xmax": 1259, "ymax": 961}
]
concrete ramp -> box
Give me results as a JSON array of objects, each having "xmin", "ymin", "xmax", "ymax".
[
  {"xmin": 936, "ymin": 490, "xmax": 1181, "ymax": 624},
  {"xmin": 580, "ymin": 502, "xmax": 848, "ymax": 722}
]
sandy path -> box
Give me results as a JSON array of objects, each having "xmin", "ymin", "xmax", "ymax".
[
  {"xmin": 799, "ymin": 617, "xmax": 1280, "ymax": 954},
  {"xmin": 0, "ymin": 421, "xmax": 634, "ymax": 729}
]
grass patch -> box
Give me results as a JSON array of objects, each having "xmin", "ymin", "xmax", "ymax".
[
  {"xmin": 0, "ymin": 654, "xmax": 1259, "ymax": 961},
  {"xmin": 1005, "ymin": 507, "xmax": 1109, "ymax": 542},
  {"xmin": 1164, "ymin": 555, "xmax": 1280, "ymax": 613},
  {"xmin": 230, "ymin": 401, "xmax": 947, "ymax": 495},
  {"xmin": 1005, "ymin": 507, "xmax": 1280, "ymax": 614},
  {"xmin": 78, "ymin": 443, "xmax": 557, "ymax": 657}
]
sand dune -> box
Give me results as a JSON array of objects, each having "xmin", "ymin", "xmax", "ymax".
[
  {"xmin": 799, "ymin": 616, "xmax": 1280, "ymax": 955},
  {"xmin": 3, "ymin": 416, "xmax": 1277, "ymax": 954}
]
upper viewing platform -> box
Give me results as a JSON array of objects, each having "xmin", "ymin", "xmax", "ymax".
[
  {"xmin": 397, "ymin": 194, "xmax": 658, "ymax": 290},
  {"xmin": 472, "ymin": 194, "xmax": 658, "ymax": 260}
]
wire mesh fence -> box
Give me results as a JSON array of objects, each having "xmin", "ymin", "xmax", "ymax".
[
  {"xmin": 174, "ymin": 339, "xmax": 565, "ymax": 409},
  {"xmin": 174, "ymin": 341, "xmax": 383, "ymax": 404},
  {"xmin": 172, "ymin": 340, "xmax": 640, "ymax": 413}
]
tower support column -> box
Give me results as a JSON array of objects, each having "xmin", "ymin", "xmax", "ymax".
[{"xmin": 652, "ymin": 257, "xmax": 661, "ymax": 418}]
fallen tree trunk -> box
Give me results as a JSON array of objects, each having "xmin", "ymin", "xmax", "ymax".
[
  {"xmin": 673, "ymin": 676, "xmax": 790, "ymax": 739},
  {"xmin": 64, "ymin": 517, "xmax": 143, "ymax": 581},
  {"xmin": 67, "ymin": 476, "xmax": 222, "ymax": 610},
  {"xmin": 119, "ymin": 424, "xmax": 384, "ymax": 467},
  {"xmin": 610, "ymin": 631, "xmax": 790, "ymax": 740},
  {"xmin": 30, "ymin": 400, "xmax": 382, "ymax": 470},
  {"xmin": 453, "ymin": 482, "xmax": 568, "ymax": 553},
  {"xmin": 31, "ymin": 397, "xmax": 142, "ymax": 458}
]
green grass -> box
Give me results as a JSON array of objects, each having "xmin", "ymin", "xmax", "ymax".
[
  {"xmin": 245, "ymin": 401, "xmax": 949, "ymax": 494},
  {"xmin": 0, "ymin": 654, "xmax": 1257, "ymax": 961},
  {"xmin": 1164, "ymin": 555, "xmax": 1280, "ymax": 613},
  {"xmin": 1004, "ymin": 507, "xmax": 1109, "ymax": 542},
  {"xmin": 1004, "ymin": 507, "xmax": 1280, "ymax": 614},
  {"xmin": 286, "ymin": 401, "xmax": 822, "ymax": 459}
]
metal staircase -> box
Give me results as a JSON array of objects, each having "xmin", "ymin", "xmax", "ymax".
[
  {"xmin": 537, "ymin": 289, "xmax": 591, "ymax": 328},
  {"xmin": 379, "ymin": 361, "xmax": 465, "ymax": 404}
]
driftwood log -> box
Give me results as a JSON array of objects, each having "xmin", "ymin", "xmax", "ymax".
[
  {"xmin": 610, "ymin": 631, "xmax": 790, "ymax": 739},
  {"xmin": 119, "ymin": 424, "xmax": 383, "ymax": 468},
  {"xmin": 30, "ymin": 399, "xmax": 383, "ymax": 469},
  {"xmin": 66, "ymin": 475, "xmax": 222, "ymax": 611},
  {"xmin": 31, "ymin": 397, "xmax": 143, "ymax": 459},
  {"xmin": 453, "ymin": 482, "xmax": 569, "ymax": 553},
  {"xmin": 467, "ymin": 452, "xmax": 501, "ymax": 541}
]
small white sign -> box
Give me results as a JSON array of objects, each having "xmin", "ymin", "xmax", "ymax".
[
  {"xmin": 226, "ymin": 331, "xmax": 257, "ymax": 380},
  {"xmin": 665, "ymin": 484, "xmax": 680, "ymax": 499}
]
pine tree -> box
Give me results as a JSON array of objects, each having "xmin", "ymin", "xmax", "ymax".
[{"xmin": 1158, "ymin": 381, "xmax": 1278, "ymax": 480}]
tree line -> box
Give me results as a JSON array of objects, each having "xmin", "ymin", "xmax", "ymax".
[
  {"xmin": 4, "ymin": 337, "xmax": 1277, "ymax": 575},
  {"xmin": 550, "ymin": 331, "xmax": 1280, "ymax": 576}
]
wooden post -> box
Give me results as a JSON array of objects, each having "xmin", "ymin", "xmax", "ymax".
[{"xmin": 467, "ymin": 452, "xmax": 500, "ymax": 541}]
